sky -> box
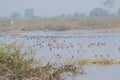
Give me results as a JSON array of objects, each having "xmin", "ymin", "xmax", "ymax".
[{"xmin": 0, "ymin": 0, "xmax": 120, "ymax": 17}]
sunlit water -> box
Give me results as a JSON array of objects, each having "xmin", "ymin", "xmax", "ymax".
[{"xmin": 0, "ymin": 31, "xmax": 120, "ymax": 80}]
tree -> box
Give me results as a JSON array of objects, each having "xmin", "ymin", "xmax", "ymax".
[
  {"xmin": 79, "ymin": 13, "xmax": 87, "ymax": 17},
  {"xmin": 11, "ymin": 12, "xmax": 21, "ymax": 19},
  {"xmin": 117, "ymin": 9, "xmax": 120, "ymax": 16},
  {"xmin": 66, "ymin": 14, "xmax": 72, "ymax": 17},
  {"xmin": 73, "ymin": 12, "xmax": 80, "ymax": 17},
  {"xmin": 101, "ymin": 0, "xmax": 116, "ymax": 12},
  {"xmin": 60, "ymin": 13, "xmax": 65, "ymax": 18},
  {"xmin": 24, "ymin": 8, "xmax": 35, "ymax": 18},
  {"xmin": 89, "ymin": 8, "xmax": 110, "ymax": 17}
]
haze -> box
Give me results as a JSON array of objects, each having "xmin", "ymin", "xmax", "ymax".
[{"xmin": 0, "ymin": 0, "xmax": 120, "ymax": 17}]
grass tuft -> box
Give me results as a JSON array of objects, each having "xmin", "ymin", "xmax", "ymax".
[{"xmin": 0, "ymin": 43, "xmax": 83, "ymax": 80}]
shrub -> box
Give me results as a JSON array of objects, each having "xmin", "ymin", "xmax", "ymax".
[
  {"xmin": 0, "ymin": 43, "xmax": 83, "ymax": 80},
  {"xmin": 89, "ymin": 8, "xmax": 110, "ymax": 17}
]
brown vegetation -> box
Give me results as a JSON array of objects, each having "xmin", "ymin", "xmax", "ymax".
[
  {"xmin": 0, "ymin": 17, "xmax": 120, "ymax": 32},
  {"xmin": 0, "ymin": 43, "xmax": 83, "ymax": 80},
  {"xmin": 78, "ymin": 57, "xmax": 120, "ymax": 66}
]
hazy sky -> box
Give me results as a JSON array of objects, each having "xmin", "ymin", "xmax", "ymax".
[{"xmin": 0, "ymin": 0, "xmax": 120, "ymax": 17}]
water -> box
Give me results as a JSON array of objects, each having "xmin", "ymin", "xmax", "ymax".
[
  {"xmin": 75, "ymin": 65, "xmax": 120, "ymax": 80},
  {"xmin": 0, "ymin": 31, "xmax": 120, "ymax": 80}
]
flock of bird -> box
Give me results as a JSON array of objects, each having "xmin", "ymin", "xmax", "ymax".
[{"xmin": 0, "ymin": 32, "xmax": 110, "ymax": 59}]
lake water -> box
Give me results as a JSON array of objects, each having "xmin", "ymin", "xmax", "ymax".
[{"xmin": 0, "ymin": 31, "xmax": 120, "ymax": 80}]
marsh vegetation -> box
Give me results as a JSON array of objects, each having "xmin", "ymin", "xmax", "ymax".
[
  {"xmin": 0, "ymin": 43, "xmax": 84, "ymax": 80},
  {"xmin": 78, "ymin": 57, "xmax": 120, "ymax": 66},
  {"xmin": 0, "ymin": 17, "xmax": 120, "ymax": 32}
]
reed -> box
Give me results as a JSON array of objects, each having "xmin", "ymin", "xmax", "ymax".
[
  {"xmin": 78, "ymin": 57, "xmax": 120, "ymax": 66},
  {"xmin": 0, "ymin": 17, "xmax": 120, "ymax": 32},
  {"xmin": 0, "ymin": 43, "xmax": 83, "ymax": 80}
]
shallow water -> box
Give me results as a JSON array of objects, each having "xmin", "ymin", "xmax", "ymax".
[
  {"xmin": 0, "ymin": 31, "xmax": 120, "ymax": 80},
  {"xmin": 75, "ymin": 65, "xmax": 120, "ymax": 80}
]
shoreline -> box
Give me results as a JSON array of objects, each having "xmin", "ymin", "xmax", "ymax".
[{"xmin": 1, "ymin": 28, "xmax": 120, "ymax": 35}]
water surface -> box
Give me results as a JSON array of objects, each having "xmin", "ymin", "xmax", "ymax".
[{"xmin": 0, "ymin": 31, "xmax": 120, "ymax": 80}]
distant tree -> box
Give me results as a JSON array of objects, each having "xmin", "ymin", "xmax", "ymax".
[
  {"xmin": 117, "ymin": 9, "xmax": 120, "ymax": 16},
  {"xmin": 89, "ymin": 8, "xmax": 110, "ymax": 17},
  {"xmin": 73, "ymin": 12, "xmax": 80, "ymax": 17},
  {"xmin": 60, "ymin": 13, "xmax": 65, "ymax": 18},
  {"xmin": 101, "ymin": 0, "xmax": 116, "ymax": 11},
  {"xmin": 79, "ymin": 13, "xmax": 87, "ymax": 17},
  {"xmin": 66, "ymin": 14, "xmax": 72, "ymax": 17},
  {"xmin": 0, "ymin": 16, "xmax": 8, "ymax": 19},
  {"xmin": 11, "ymin": 12, "xmax": 21, "ymax": 19},
  {"xmin": 24, "ymin": 8, "xmax": 35, "ymax": 18}
]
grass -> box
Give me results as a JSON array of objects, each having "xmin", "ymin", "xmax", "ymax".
[
  {"xmin": 0, "ymin": 42, "xmax": 120, "ymax": 79},
  {"xmin": 0, "ymin": 43, "xmax": 83, "ymax": 80},
  {"xmin": 0, "ymin": 17, "xmax": 120, "ymax": 32},
  {"xmin": 78, "ymin": 57, "xmax": 120, "ymax": 66}
]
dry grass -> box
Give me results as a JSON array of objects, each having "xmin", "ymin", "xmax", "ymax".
[
  {"xmin": 78, "ymin": 57, "xmax": 120, "ymax": 66},
  {"xmin": 0, "ymin": 17, "xmax": 120, "ymax": 32},
  {"xmin": 0, "ymin": 43, "xmax": 83, "ymax": 80}
]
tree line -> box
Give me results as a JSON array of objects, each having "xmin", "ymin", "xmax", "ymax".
[{"xmin": 3, "ymin": 0, "xmax": 120, "ymax": 19}]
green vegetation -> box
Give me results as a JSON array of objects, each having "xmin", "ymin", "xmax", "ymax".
[
  {"xmin": 0, "ymin": 43, "xmax": 83, "ymax": 80},
  {"xmin": 89, "ymin": 8, "xmax": 110, "ymax": 16},
  {"xmin": 0, "ymin": 17, "xmax": 120, "ymax": 32},
  {"xmin": 78, "ymin": 59, "xmax": 91, "ymax": 65}
]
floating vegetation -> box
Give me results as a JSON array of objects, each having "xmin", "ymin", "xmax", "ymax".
[
  {"xmin": 0, "ymin": 43, "xmax": 83, "ymax": 80},
  {"xmin": 78, "ymin": 57, "xmax": 120, "ymax": 66}
]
